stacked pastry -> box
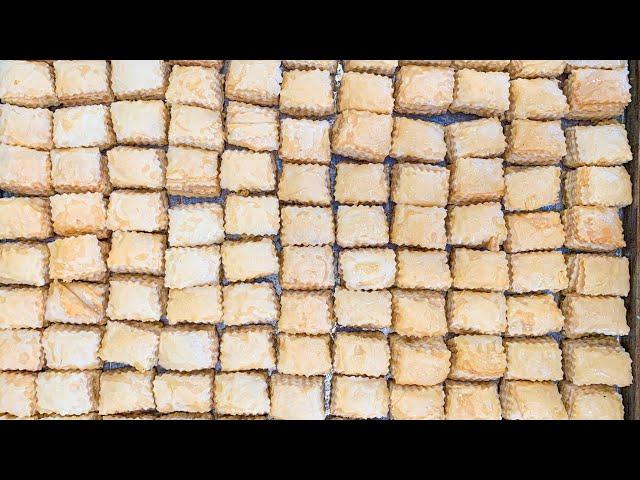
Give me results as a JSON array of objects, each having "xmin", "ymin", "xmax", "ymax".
[{"xmin": 0, "ymin": 59, "xmax": 634, "ymax": 420}]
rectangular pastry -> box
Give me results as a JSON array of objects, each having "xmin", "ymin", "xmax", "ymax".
[
  {"xmin": 565, "ymin": 60, "xmax": 627, "ymax": 70},
  {"xmin": 0, "ymin": 329, "xmax": 44, "ymax": 371},
  {"xmin": 45, "ymin": 281, "xmax": 107, "ymax": 325},
  {"xmin": 166, "ymin": 146, "xmax": 220, "ymax": 197},
  {"xmin": 280, "ymin": 206, "xmax": 335, "ymax": 246},
  {"xmin": 282, "ymin": 60, "xmax": 338, "ymax": 72},
  {"xmin": 392, "ymin": 289, "xmax": 447, "ymax": 337},
  {"xmin": 0, "ymin": 242, "xmax": 49, "ymax": 286},
  {"xmin": 166, "ymin": 285, "xmax": 222, "ymax": 325},
  {"xmin": 221, "ymin": 239, "xmax": 279, "ymax": 282},
  {"xmin": 42, "ymin": 324, "xmax": 102, "ymax": 370},
  {"xmin": 560, "ymin": 382, "xmax": 624, "ymax": 420},
  {"xmin": 169, "ymin": 104, "xmax": 225, "ymax": 152},
  {"xmin": 391, "ymin": 163, "xmax": 449, "ymax": 207},
  {"xmin": 565, "ymin": 68, "xmax": 631, "ymax": 119},
  {"xmin": 219, "ymin": 149, "xmax": 276, "ymax": 193},
  {"xmin": 53, "ymin": 60, "xmax": 112, "ymax": 105},
  {"xmin": 280, "ymin": 245, "xmax": 335, "ymax": 290},
  {"xmin": 0, "ymin": 372, "xmax": 37, "ymax": 417},
  {"xmin": 390, "ymin": 117, "xmax": 447, "ymax": 163},
  {"xmin": 0, "ymin": 103, "xmax": 53, "ymax": 150},
  {"xmin": 505, "ymin": 119, "xmax": 566, "ymax": 165},
  {"xmin": 445, "ymin": 381, "xmax": 502, "ymax": 420},
  {"xmin": 51, "ymin": 147, "xmax": 109, "ymax": 194},
  {"xmin": 52, "ymin": 104, "xmax": 114, "ymax": 149},
  {"xmin": 330, "ymin": 375, "xmax": 389, "ymax": 419},
  {"xmin": 450, "ymin": 69, "xmax": 510, "ymax": 117},
  {"xmin": 0, "ymin": 286, "xmax": 46, "ymax": 329},
  {"xmin": 450, "ymin": 248, "xmax": 509, "ymax": 292},
  {"xmin": 563, "ymin": 206, "xmax": 625, "ymax": 252},
  {"xmin": 565, "ymin": 254, "xmax": 629, "ymax": 296},
  {"xmin": 270, "ymin": 374, "xmax": 325, "ymax": 420},
  {"xmin": 222, "ymin": 282, "xmax": 278, "ymax": 326},
  {"xmin": 334, "ymin": 162, "xmax": 389, "ymax": 205},
  {"xmin": 452, "ymin": 60, "xmax": 510, "ymax": 71},
  {"xmin": 0, "ymin": 60, "xmax": 57, "ymax": 107},
  {"xmin": 337, "ymin": 71, "xmax": 393, "ymax": 114},
  {"xmin": 561, "ymin": 294, "xmax": 629, "ymax": 338},
  {"xmin": 279, "ymin": 118, "xmax": 331, "ymax": 164},
  {"xmin": 500, "ymin": 380, "xmax": 567, "ymax": 420},
  {"xmin": 447, "ymin": 202, "xmax": 506, "ymax": 251},
  {"xmin": 564, "ymin": 123, "xmax": 632, "ymax": 167},
  {"xmin": 106, "ymin": 190, "xmax": 168, "ymax": 232},
  {"xmin": 164, "ymin": 246, "xmax": 220, "ymax": 289},
  {"xmin": 505, "ymin": 294, "xmax": 564, "ymax": 337},
  {"xmin": 508, "ymin": 60, "xmax": 566, "ymax": 79},
  {"xmin": 563, "ymin": 337, "xmax": 632, "ymax": 387},
  {"xmin": 36, "ymin": 371, "xmax": 99, "ymax": 416},
  {"xmin": 0, "ymin": 144, "xmax": 53, "ymax": 195},
  {"xmin": 224, "ymin": 194, "xmax": 280, "ymax": 237},
  {"xmin": 446, "ymin": 290, "xmax": 506, "ymax": 335},
  {"xmin": 219, "ymin": 325, "xmax": 275, "ymax": 372},
  {"xmin": 48, "ymin": 235, "xmax": 107, "ymax": 282},
  {"xmin": 281, "ymin": 69, "xmax": 335, "ymax": 117},
  {"xmin": 277, "ymin": 333, "xmax": 332, "ymax": 376},
  {"xmin": 214, "ymin": 372, "xmax": 270, "ymax": 416},
  {"xmin": 503, "ymin": 336, "xmax": 563, "ymax": 381},
  {"xmin": 153, "ymin": 372, "xmax": 214, "ymax": 413},
  {"xmin": 0, "ymin": 197, "xmax": 52, "ymax": 240},
  {"xmin": 448, "ymin": 157, "xmax": 504, "ymax": 205},
  {"xmin": 168, "ymin": 203, "xmax": 224, "ymax": 247},
  {"xmin": 107, "ymin": 231, "xmax": 165, "ymax": 276},
  {"xmin": 509, "ymin": 251, "xmax": 568, "ymax": 293},
  {"xmin": 445, "ymin": 118, "xmax": 506, "ymax": 160},
  {"xmin": 394, "ymin": 66, "xmax": 454, "ymax": 114},
  {"xmin": 50, "ymin": 192, "xmax": 107, "ymax": 238},
  {"xmin": 331, "ymin": 110, "xmax": 393, "ymax": 162},
  {"xmin": 508, "ymin": 78, "xmax": 568, "ymax": 120},
  {"xmin": 390, "ymin": 383, "xmax": 445, "ymax": 420},
  {"xmin": 336, "ymin": 205, "xmax": 388, "ymax": 248},
  {"xmin": 225, "ymin": 101, "xmax": 278, "ymax": 152},
  {"xmin": 98, "ymin": 369, "xmax": 155, "ymax": 415},
  {"xmin": 504, "ymin": 211, "xmax": 565, "ymax": 253},
  {"xmin": 278, "ymin": 163, "xmax": 331, "ymax": 206},
  {"xmin": 339, "ymin": 248, "xmax": 396, "ymax": 290},
  {"xmin": 503, "ymin": 166, "xmax": 561, "ymax": 211},
  {"xmin": 99, "ymin": 320, "xmax": 161, "ymax": 371},
  {"xmin": 448, "ymin": 334, "xmax": 506, "ymax": 381},
  {"xmin": 106, "ymin": 275, "xmax": 165, "ymax": 322},
  {"xmin": 225, "ymin": 60, "xmax": 282, "ymax": 106},
  {"xmin": 110, "ymin": 60, "xmax": 169, "ymax": 100},
  {"xmin": 564, "ymin": 166, "xmax": 632, "ymax": 207},
  {"xmin": 106, "ymin": 146, "xmax": 166, "ymax": 190},
  {"xmin": 278, "ymin": 291, "xmax": 333, "ymax": 334},
  {"xmin": 395, "ymin": 249, "xmax": 452, "ymax": 290},
  {"xmin": 390, "ymin": 335, "xmax": 451, "ymax": 386},
  {"xmin": 165, "ymin": 65, "xmax": 223, "ymax": 111},
  {"xmin": 391, "ymin": 205, "xmax": 447, "ymax": 249},
  {"xmin": 334, "ymin": 331, "xmax": 390, "ymax": 377},
  {"xmin": 334, "ymin": 287, "xmax": 392, "ymax": 329}
]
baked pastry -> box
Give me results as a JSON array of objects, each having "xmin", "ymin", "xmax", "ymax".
[
  {"xmin": 168, "ymin": 203, "xmax": 224, "ymax": 247},
  {"xmin": 0, "ymin": 242, "xmax": 49, "ymax": 286},
  {"xmin": 391, "ymin": 205, "xmax": 447, "ymax": 249},
  {"xmin": 106, "ymin": 275, "xmax": 165, "ymax": 322},
  {"xmin": 508, "ymin": 251, "xmax": 568, "ymax": 293},
  {"xmin": 222, "ymin": 282, "xmax": 278, "ymax": 326},
  {"xmin": 164, "ymin": 246, "xmax": 220, "ymax": 289},
  {"xmin": 505, "ymin": 294, "xmax": 564, "ymax": 337},
  {"xmin": 169, "ymin": 104, "xmax": 225, "ymax": 152},
  {"xmin": 503, "ymin": 336, "xmax": 563, "ymax": 381},
  {"xmin": 343, "ymin": 60, "xmax": 398, "ymax": 76},
  {"xmin": 392, "ymin": 290, "xmax": 447, "ymax": 337},
  {"xmin": 504, "ymin": 119, "xmax": 566, "ymax": 165},
  {"xmin": 53, "ymin": 60, "xmax": 112, "ymax": 106},
  {"xmin": 562, "ymin": 294, "xmax": 629, "ymax": 338},
  {"xmin": 51, "ymin": 147, "xmax": 109, "ymax": 194},
  {"xmin": 452, "ymin": 60, "xmax": 510, "ymax": 71},
  {"xmin": 269, "ymin": 374, "xmax": 325, "ymax": 420},
  {"xmin": 0, "ymin": 197, "xmax": 52, "ymax": 241},
  {"xmin": 395, "ymin": 249, "xmax": 452, "ymax": 290},
  {"xmin": 280, "ymin": 206, "xmax": 335, "ymax": 246},
  {"xmin": 333, "ymin": 331, "xmax": 390, "ymax": 377},
  {"xmin": 166, "ymin": 146, "xmax": 220, "ymax": 197},
  {"xmin": 277, "ymin": 334, "xmax": 332, "ymax": 376},
  {"xmin": 330, "ymin": 375, "xmax": 389, "ymax": 419},
  {"xmin": 565, "ymin": 68, "xmax": 631, "ymax": 119},
  {"xmin": 225, "ymin": 101, "xmax": 278, "ymax": 152},
  {"xmin": 448, "ymin": 334, "xmax": 506, "ymax": 381},
  {"xmin": 280, "ymin": 69, "xmax": 335, "ymax": 117},
  {"xmin": 444, "ymin": 381, "xmax": 502, "ymax": 420},
  {"xmin": 500, "ymin": 380, "xmax": 568, "ymax": 420},
  {"xmin": 565, "ymin": 254, "xmax": 630, "ymax": 297},
  {"xmin": 98, "ymin": 320, "xmax": 161, "ymax": 371},
  {"xmin": 214, "ymin": 372, "xmax": 270, "ymax": 416},
  {"xmin": 508, "ymin": 60, "xmax": 566, "ymax": 79},
  {"xmin": 445, "ymin": 118, "xmax": 506, "ymax": 160},
  {"xmin": 224, "ymin": 194, "xmax": 280, "ymax": 237},
  {"xmin": 0, "ymin": 286, "xmax": 47, "ymax": 329},
  {"xmin": 390, "ymin": 117, "xmax": 447, "ymax": 163},
  {"xmin": 447, "ymin": 202, "xmax": 506, "ymax": 251},
  {"xmin": 279, "ymin": 118, "xmax": 331, "ymax": 164},
  {"xmin": 450, "ymin": 248, "xmax": 509, "ymax": 292},
  {"xmin": 391, "ymin": 164, "xmax": 449, "ymax": 207},
  {"xmin": 221, "ymin": 239, "xmax": 279, "ymax": 282},
  {"xmin": 278, "ymin": 291, "xmax": 333, "ymax": 334},
  {"xmin": 166, "ymin": 285, "xmax": 222, "ymax": 325},
  {"xmin": 446, "ymin": 290, "xmax": 506, "ymax": 335},
  {"xmin": 282, "ymin": 60, "xmax": 338, "ymax": 72},
  {"xmin": 225, "ymin": 60, "xmax": 282, "ymax": 106},
  {"xmin": 334, "ymin": 288, "xmax": 392, "ymax": 329},
  {"xmin": 508, "ymin": 78, "xmax": 568, "ymax": 120},
  {"xmin": 106, "ymin": 190, "xmax": 168, "ymax": 232},
  {"xmin": 560, "ymin": 382, "xmax": 624, "ymax": 420},
  {"xmin": 219, "ymin": 149, "xmax": 276, "ymax": 192},
  {"xmin": 219, "ymin": 325, "xmax": 275, "ymax": 372},
  {"xmin": 98, "ymin": 369, "xmax": 155, "ymax": 415},
  {"xmin": 450, "ymin": 69, "xmax": 510, "ymax": 117},
  {"xmin": 390, "ymin": 335, "xmax": 451, "ymax": 386},
  {"xmin": 36, "ymin": 371, "xmax": 99, "ymax": 416},
  {"xmin": 48, "ymin": 235, "xmax": 107, "ymax": 282},
  {"xmin": 165, "ymin": 65, "xmax": 223, "ymax": 111},
  {"xmin": 50, "ymin": 192, "xmax": 108, "ymax": 238},
  {"xmin": 52, "ymin": 104, "xmax": 115, "ymax": 149},
  {"xmin": 0, "ymin": 372, "xmax": 37, "ymax": 417},
  {"xmin": 339, "ymin": 248, "xmax": 396, "ymax": 290},
  {"xmin": 0, "ymin": 144, "xmax": 53, "ymax": 196},
  {"xmin": 153, "ymin": 372, "xmax": 214, "ymax": 413},
  {"xmin": 564, "ymin": 123, "xmax": 632, "ymax": 167},
  {"xmin": 0, "ymin": 60, "xmax": 58, "ymax": 107},
  {"xmin": 563, "ymin": 206, "xmax": 625, "ymax": 252},
  {"xmin": 564, "ymin": 166, "xmax": 632, "ymax": 207},
  {"xmin": 448, "ymin": 157, "xmax": 504, "ymax": 205},
  {"xmin": 110, "ymin": 60, "xmax": 169, "ymax": 100},
  {"xmin": 394, "ymin": 66, "xmax": 454, "ymax": 114},
  {"xmin": 504, "ymin": 211, "xmax": 565, "ymax": 253},
  {"xmin": 562, "ymin": 337, "xmax": 632, "ymax": 387},
  {"xmin": 336, "ymin": 205, "xmax": 388, "ymax": 247},
  {"xmin": 0, "ymin": 329, "xmax": 44, "ymax": 371},
  {"xmin": 278, "ymin": 163, "xmax": 331, "ymax": 206},
  {"xmin": 106, "ymin": 146, "xmax": 166, "ymax": 190},
  {"xmin": 331, "ymin": 110, "xmax": 393, "ymax": 162},
  {"xmin": 0, "ymin": 103, "xmax": 53, "ymax": 150},
  {"xmin": 334, "ymin": 162, "xmax": 389, "ymax": 205},
  {"xmin": 390, "ymin": 383, "xmax": 445, "ymax": 420},
  {"xmin": 44, "ymin": 281, "xmax": 108, "ymax": 325},
  {"xmin": 338, "ymin": 71, "xmax": 393, "ymax": 114},
  {"xmin": 503, "ymin": 166, "xmax": 561, "ymax": 212},
  {"xmin": 280, "ymin": 245, "xmax": 335, "ymax": 289},
  {"xmin": 42, "ymin": 324, "xmax": 102, "ymax": 370}
]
